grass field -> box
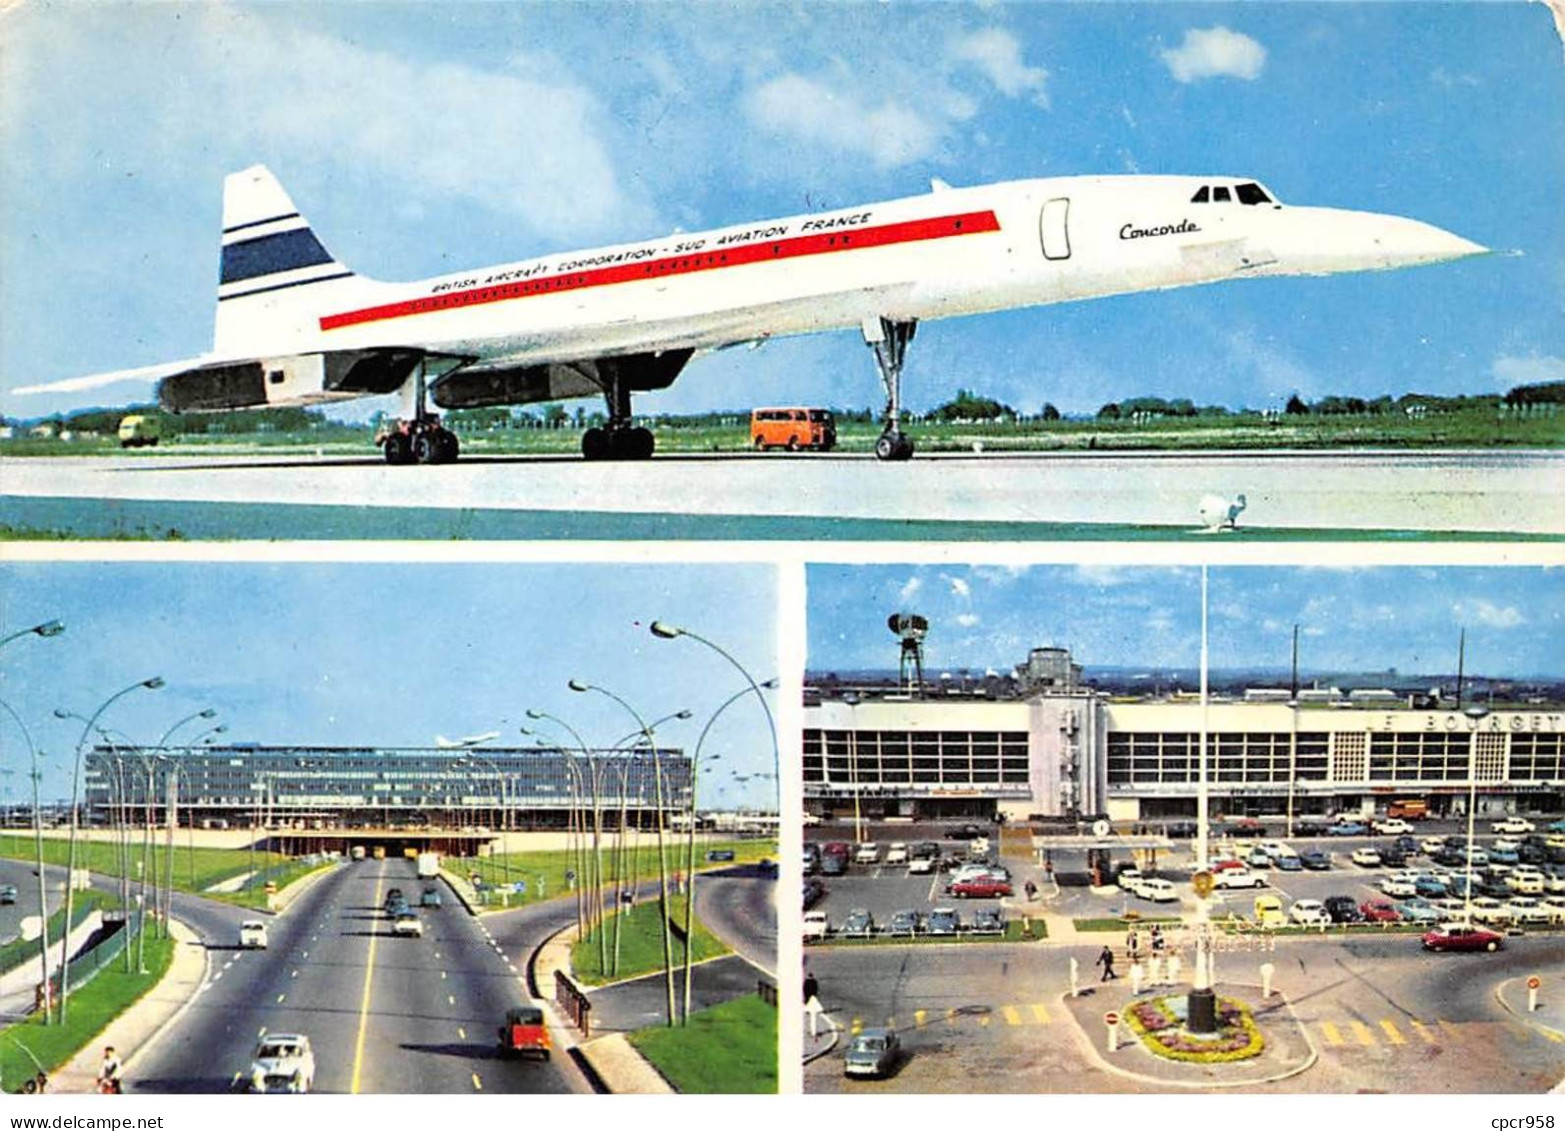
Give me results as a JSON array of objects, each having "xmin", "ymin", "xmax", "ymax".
[
  {"xmin": 0, "ymin": 933, "xmax": 173, "ymax": 1091},
  {"xmin": 627, "ymin": 994, "xmax": 778, "ymax": 1093},
  {"xmin": 0, "ymin": 891, "xmax": 111, "ymax": 973},
  {"xmin": 568, "ymin": 893, "xmax": 730, "ymax": 986},
  {"xmin": 470, "ymin": 837, "xmax": 775, "ymax": 911}
]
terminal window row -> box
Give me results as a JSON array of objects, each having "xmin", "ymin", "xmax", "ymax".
[{"xmin": 802, "ymin": 729, "xmax": 1030, "ymax": 785}]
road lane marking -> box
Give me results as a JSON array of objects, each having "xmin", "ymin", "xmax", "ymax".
[
  {"xmin": 1031, "ymin": 1003, "xmax": 1052, "ymax": 1023},
  {"xmin": 979, "ymin": 1014, "xmax": 991, "ymax": 1028},
  {"xmin": 441, "ymin": 971, "xmax": 447, "ymax": 980},
  {"xmin": 1350, "ymin": 1020, "xmax": 1375, "ymax": 1046},
  {"xmin": 448, "ymin": 995, "xmax": 456, "ymax": 1006},
  {"xmin": 223, "ymin": 960, "xmax": 234, "ymax": 970},
  {"xmin": 913, "ymin": 1009, "xmax": 927, "ymax": 1028},
  {"xmin": 258, "ymin": 1028, "xmax": 266, "ymax": 1038},
  {"xmin": 302, "ymin": 951, "xmax": 309, "ymax": 959},
  {"xmin": 214, "ymin": 971, "xmax": 224, "ymax": 982},
  {"xmin": 1321, "ymin": 1021, "xmax": 1344, "ymax": 1046},
  {"xmin": 1002, "ymin": 1006, "xmax": 1022, "ymax": 1026},
  {"xmin": 457, "ymin": 1027, "xmax": 466, "ymax": 1040},
  {"xmin": 232, "ymin": 1072, "xmax": 242, "ymax": 1088},
  {"xmin": 350, "ymin": 875, "xmax": 385, "ymax": 1095},
  {"xmin": 1411, "ymin": 1020, "xmax": 1436, "ymax": 1044},
  {"xmin": 850, "ymin": 1017, "xmax": 863, "ymax": 1035},
  {"xmin": 471, "ymin": 1073, "xmax": 482, "ymax": 1091},
  {"xmin": 1379, "ymin": 1020, "xmax": 1405, "ymax": 1045},
  {"xmin": 276, "ymin": 994, "xmax": 286, "ymax": 1004}
]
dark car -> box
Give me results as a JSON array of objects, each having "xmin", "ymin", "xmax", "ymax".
[
  {"xmin": 1324, "ymin": 896, "xmax": 1364, "ymax": 923},
  {"xmin": 1299, "ymin": 850, "xmax": 1331, "ymax": 871},
  {"xmin": 1294, "ymin": 817, "xmax": 1331, "ymax": 836},
  {"xmin": 383, "ymin": 888, "xmax": 405, "ymax": 912},
  {"xmin": 843, "ymin": 1028, "xmax": 900, "ymax": 1078},
  {"xmin": 706, "ymin": 849, "xmax": 736, "ymax": 862},
  {"xmin": 1226, "ymin": 819, "xmax": 1266, "ymax": 838},
  {"xmin": 802, "ymin": 877, "xmax": 826, "ymax": 909},
  {"xmin": 840, "ymin": 909, "xmax": 875, "ymax": 938},
  {"xmin": 1274, "ymin": 854, "xmax": 1303, "ymax": 872},
  {"xmin": 1379, "ymin": 847, "xmax": 1409, "ymax": 869},
  {"xmin": 1519, "ymin": 843, "xmax": 1550, "ymax": 865},
  {"xmin": 1393, "ymin": 835, "xmax": 1420, "ymax": 854},
  {"xmin": 947, "ymin": 824, "xmax": 986, "ymax": 841},
  {"xmin": 926, "ymin": 907, "xmax": 962, "ymax": 936},
  {"xmin": 1165, "ymin": 821, "xmax": 1199, "ymax": 839},
  {"xmin": 971, "ymin": 907, "xmax": 1005, "ymax": 934},
  {"xmin": 1414, "ymin": 875, "xmax": 1448, "ymax": 898},
  {"xmin": 887, "ymin": 909, "xmax": 921, "ymax": 937},
  {"xmin": 1423, "ymin": 924, "xmax": 1504, "ymax": 953},
  {"xmin": 0, "ymin": 884, "xmax": 17, "ymax": 905},
  {"xmin": 1488, "ymin": 847, "xmax": 1521, "ymax": 865},
  {"xmin": 820, "ymin": 852, "xmax": 848, "ymax": 877},
  {"xmin": 420, "ymin": 886, "xmax": 442, "ymax": 908},
  {"xmin": 910, "ymin": 841, "xmax": 942, "ymax": 860}
]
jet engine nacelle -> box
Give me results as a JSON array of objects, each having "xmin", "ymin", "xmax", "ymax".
[
  {"xmin": 158, "ymin": 348, "xmax": 424, "ymax": 412},
  {"xmin": 432, "ymin": 349, "xmax": 694, "ymax": 410}
]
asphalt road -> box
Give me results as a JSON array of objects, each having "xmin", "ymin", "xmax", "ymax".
[
  {"xmin": 0, "ymin": 858, "xmax": 63, "ymax": 945},
  {"xmin": 129, "ymin": 858, "xmax": 583, "ymax": 1094},
  {"xmin": 804, "ymin": 931, "xmax": 1565, "ymax": 1094},
  {"xmin": 4, "ymin": 448, "xmax": 1560, "ymax": 538}
]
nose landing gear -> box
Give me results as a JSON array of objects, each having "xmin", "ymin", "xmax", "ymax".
[{"xmin": 864, "ymin": 316, "xmax": 917, "ymax": 461}]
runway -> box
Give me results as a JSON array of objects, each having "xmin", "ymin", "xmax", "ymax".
[{"xmin": 1, "ymin": 448, "xmax": 1560, "ymax": 540}]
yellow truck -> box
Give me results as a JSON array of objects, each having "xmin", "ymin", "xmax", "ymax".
[
  {"xmin": 1254, "ymin": 894, "xmax": 1286, "ymax": 929},
  {"xmin": 117, "ymin": 414, "xmax": 162, "ymax": 448}
]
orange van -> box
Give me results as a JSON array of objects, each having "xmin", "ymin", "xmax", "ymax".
[{"xmin": 750, "ymin": 407, "xmax": 836, "ymax": 451}]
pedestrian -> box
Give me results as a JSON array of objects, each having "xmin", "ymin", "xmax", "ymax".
[
  {"xmin": 97, "ymin": 1046, "xmax": 123, "ymax": 1094},
  {"xmin": 803, "ymin": 970, "xmax": 820, "ymax": 1005},
  {"xmin": 1151, "ymin": 925, "xmax": 1166, "ymax": 954},
  {"xmin": 1024, "ymin": 879, "xmax": 1038, "ymax": 902},
  {"xmin": 1126, "ymin": 928, "xmax": 1140, "ymax": 960},
  {"xmin": 1097, "ymin": 944, "xmax": 1118, "ymax": 981}
]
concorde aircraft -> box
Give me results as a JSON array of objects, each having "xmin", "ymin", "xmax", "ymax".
[{"xmin": 20, "ymin": 166, "xmax": 1485, "ymax": 463}]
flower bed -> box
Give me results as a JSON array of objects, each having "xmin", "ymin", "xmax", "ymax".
[{"xmin": 1125, "ymin": 994, "xmax": 1265, "ymax": 1063}]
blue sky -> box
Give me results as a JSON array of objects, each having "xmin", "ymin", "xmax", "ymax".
[
  {"xmin": 807, "ymin": 565, "xmax": 1565, "ymax": 679},
  {"xmin": 2, "ymin": 2, "xmax": 1561, "ymax": 420},
  {"xmin": 0, "ymin": 562, "xmax": 779, "ymax": 808}
]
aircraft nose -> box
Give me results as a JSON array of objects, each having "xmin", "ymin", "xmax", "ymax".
[{"xmin": 1282, "ymin": 208, "xmax": 1488, "ymax": 274}]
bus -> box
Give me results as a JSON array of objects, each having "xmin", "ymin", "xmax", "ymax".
[{"xmin": 750, "ymin": 407, "xmax": 836, "ymax": 452}]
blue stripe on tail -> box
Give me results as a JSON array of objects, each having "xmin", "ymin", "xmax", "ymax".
[{"xmin": 220, "ymin": 228, "xmax": 335, "ymax": 284}]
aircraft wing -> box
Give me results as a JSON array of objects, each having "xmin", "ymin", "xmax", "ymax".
[{"xmin": 13, "ymin": 354, "xmax": 226, "ymax": 396}]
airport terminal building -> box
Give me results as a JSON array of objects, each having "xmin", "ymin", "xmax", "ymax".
[
  {"xmin": 804, "ymin": 649, "xmax": 1564, "ymax": 823},
  {"xmin": 83, "ymin": 744, "xmax": 693, "ymax": 832}
]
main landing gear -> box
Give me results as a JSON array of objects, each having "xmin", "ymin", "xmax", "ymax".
[
  {"xmin": 581, "ymin": 371, "xmax": 655, "ymax": 461},
  {"xmin": 379, "ymin": 360, "xmax": 459, "ymax": 465},
  {"xmin": 864, "ymin": 316, "xmax": 917, "ymax": 461}
]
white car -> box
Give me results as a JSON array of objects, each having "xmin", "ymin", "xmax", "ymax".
[
  {"xmin": 1117, "ymin": 868, "xmax": 1143, "ymax": 891},
  {"xmin": 1290, "ymin": 899, "xmax": 1330, "ymax": 927},
  {"xmin": 1493, "ymin": 836, "xmax": 1523, "ymax": 853},
  {"xmin": 906, "ymin": 856, "xmax": 935, "ymax": 875},
  {"xmin": 239, "ymin": 920, "xmax": 269, "ymax": 949},
  {"xmin": 1541, "ymin": 896, "xmax": 1565, "ymax": 924},
  {"xmin": 1468, "ymin": 897, "xmax": 1513, "ymax": 926},
  {"xmin": 884, "ymin": 843, "xmax": 909, "ymax": 866},
  {"xmin": 854, "ymin": 843, "xmax": 881, "ymax": 865},
  {"xmin": 392, "ymin": 910, "xmax": 423, "ymax": 937},
  {"xmin": 802, "ymin": 910, "xmax": 830, "ymax": 941},
  {"xmin": 1132, "ymin": 877, "xmax": 1178, "ymax": 903},
  {"xmin": 1380, "ymin": 876, "xmax": 1418, "ymax": 898},
  {"xmin": 1508, "ymin": 896, "xmax": 1550, "ymax": 926},
  {"xmin": 1257, "ymin": 840, "xmax": 1292, "ymax": 859},
  {"xmin": 1507, "ymin": 871, "xmax": 1545, "ymax": 895},
  {"xmin": 249, "ymin": 1034, "xmax": 315, "ymax": 1093},
  {"xmin": 1212, "ymin": 867, "xmax": 1267, "ymax": 890},
  {"xmin": 1492, "ymin": 818, "xmax": 1536, "ymax": 835},
  {"xmin": 1372, "ymin": 818, "xmax": 1415, "ymax": 835},
  {"xmin": 1351, "ymin": 848, "xmax": 1383, "ymax": 867},
  {"xmin": 1420, "ymin": 836, "xmax": 1447, "ymax": 854},
  {"xmin": 1464, "ymin": 847, "xmax": 1490, "ymax": 866}
]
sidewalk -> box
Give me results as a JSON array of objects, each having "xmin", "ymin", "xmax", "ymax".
[
  {"xmin": 1496, "ymin": 975, "xmax": 1565, "ymax": 1042},
  {"xmin": 50, "ymin": 918, "xmax": 208, "ymax": 1094},
  {"xmin": 576, "ymin": 1033, "xmax": 674, "ymax": 1094},
  {"xmin": 802, "ymin": 999, "xmax": 840, "ymax": 1064}
]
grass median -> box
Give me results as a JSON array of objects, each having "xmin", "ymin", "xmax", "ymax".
[
  {"xmin": 0, "ymin": 933, "xmax": 173, "ymax": 1091},
  {"xmin": 628, "ymin": 994, "xmax": 777, "ymax": 1093},
  {"xmin": 0, "ymin": 834, "xmax": 306, "ymax": 901},
  {"xmin": 569, "ymin": 893, "xmax": 729, "ymax": 986},
  {"xmin": 0, "ymin": 891, "xmax": 112, "ymax": 974},
  {"xmin": 810, "ymin": 918, "xmax": 1047, "ymax": 946}
]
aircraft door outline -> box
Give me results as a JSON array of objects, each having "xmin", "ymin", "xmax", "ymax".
[{"xmin": 1041, "ymin": 197, "xmax": 1071, "ymax": 261}]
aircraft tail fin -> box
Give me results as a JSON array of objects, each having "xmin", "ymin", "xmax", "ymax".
[{"xmin": 214, "ymin": 165, "xmax": 363, "ymax": 354}]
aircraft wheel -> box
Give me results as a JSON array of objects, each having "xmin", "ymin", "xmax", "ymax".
[
  {"xmin": 894, "ymin": 434, "xmax": 916, "ymax": 460},
  {"xmin": 436, "ymin": 429, "xmax": 460, "ymax": 464},
  {"xmin": 383, "ymin": 432, "xmax": 413, "ymax": 466},
  {"xmin": 413, "ymin": 432, "xmax": 439, "ymax": 464},
  {"xmin": 874, "ymin": 432, "xmax": 898, "ymax": 461},
  {"xmin": 582, "ymin": 427, "xmax": 610, "ymax": 461},
  {"xmin": 630, "ymin": 427, "xmax": 655, "ymax": 459}
]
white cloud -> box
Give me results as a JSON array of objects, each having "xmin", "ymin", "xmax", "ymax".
[
  {"xmin": 898, "ymin": 576, "xmax": 924, "ymax": 604},
  {"xmin": 955, "ymin": 613, "xmax": 981, "ymax": 628},
  {"xmin": 944, "ymin": 575, "xmax": 973, "ymax": 599},
  {"xmin": 1160, "ymin": 27, "xmax": 1268, "ymax": 84},
  {"xmin": 1454, "ymin": 599, "xmax": 1524, "ymax": 629},
  {"xmin": 744, "ymin": 74, "xmax": 942, "ymax": 169},
  {"xmin": 950, "ymin": 28, "xmax": 1049, "ymax": 107},
  {"xmin": 1492, "ymin": 354, "xmax": 1565, "ymax": 390}
]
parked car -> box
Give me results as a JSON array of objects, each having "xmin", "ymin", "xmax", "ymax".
[
  {"xmin": 802, "ymin": 910, "xmax": 830, "ymax": 941},
  {"xmin": 951, "ymin": 876, "xmax": 1012, "ymax": 899},
  {"xmin": 1324, "ymin": 896, "xmax": 1364, "ymax": 923},
  {"xmin": 820, "ymin": 851, "xmax": 849, "ymax": 877},
  {"xmin": 239, "ymin": 920, "xmax": 269, "ymax": 949},
  {"xmin": 854, "ymin": 843, "xmax": 881, "ymax": 865},
  {"xmin": 1380, "ymin": 875, "xmax": 1418, "ymax": 898},
  {"xmin": 1372, "ymin": 818, "xmax": 1415, "ymax": 835},
  {"xmin": 887, "ymin": 909, "xmax": 921, "ymax": 937},
  {"xmin": 803, "ymin": 847, "xmax": 820, "ymax": 876},
  {"xmin": 802, "ymin": 877, "xmax": 826, "ymax": 909},
  {"xmin": 1117, "ymin": 868, "xmax": 1143, "ymax": 891},
  {"xmin": 1212, "ymin": 867, "xmax": 1267, "ymax": 890},
  {"xmin": 1328, "ymin": 822, "xmax": 1368, "ymax": 836},
  {"xmin": 1351, "ymin": 848, "xmax": 1383, "ymax": 867},
  {"xmin": 972, "ymin": 907, "xmax": 1005, "ymax": 934},
  {"xmin": 247, "ymin": 1034, "xmax": 315, "ymax": 1093},
  {"xmin": 1507, "ymin": 870, "xmax": 1546, "ymax": 895},
  {"xmin": 1421, "ymin": 836, "xmax": 1448, "ymax": 854},
  {"xmin": 843, "ymin": 1028, "xmax": 900, "ymax": 1078},
  {"xmin": 911, "ymin": 841, "xmax": 942, "ymax": 860},
  {"xmin": 1360, "ymin": 900, "xmax": 1402, "ymax": 923},
  {"xmin": 947, "ymin": 824, "xmax": 986, "ymax": 841},
  {"xmin": 496, "ymin": 1005, "xmax": 552, "ymax": 1060},
  {"xmin": 1467, "ymin": 898, "xmax": 1512, "ymax": 927},
  {"xmin": 1541, "ymin": 896, "xmax": 1565, "ymax": 924},
  {"xmin": 907, "ymin": 856, "xmax": 936, "ymax": 875},
  {"xmin": 1290, "ymin": 899, "xmax": 1330, "ymax": 927},
  {"xmin": 1299, "ymin": 850, "xmax": 1331, "ymax": 871},
  {"xmin": 1508, "ymin": 896, "xmax": 1550, "ymax": 926},
  {"xmin": 1165, "ymin": 821, "xmax": 1199, "ymax": 839},
  {"xmin": 1423, "ymin": 923, "xmax": 1504, "ymax": 952},
  {"xmin": 1489, "ymin": 847, "xmax": 1521, "ymax": 865},
  {"xmin": 840, "ymin": 909, "xmax": 875, "ymax": 938},
  {"xmin": 884, "ymin": 843, "xmax": 910, "ymax": 866},
  {"xmin": 1395, "ymin": 898, "xmax": 1444, "ymax": 923},
  {"xmin": 1245, "ymin": 849, "xmax": 1272, "ymax": 869},
  {"xmin": 706, "ymin": 849, "xmax": 737, "ymax": 862},
  {"xmin": 1492, "ymin": 818, "xmax": 1536, "ymax": 835},
  {"xmin": 1274, "ymin": 854, "xmax": 1303, "ymax": 872},
  {"xmin": 1379, "ymin": 847, "xmax": 1410, "ymax": 869},
  {"xmin": 1294, "ymin": 817, "xmax": 1332, "ymax": 836},
  {"xmin": 1131, "ymin": 877, "xmax": 1178, "ymax": 903},
  {"xmin": 1225, "ymin": 818, "xmax": 1266, "ymax": 838},
  {"xmin": 926, "ymin": 907, "xmax": 961, "ymax": 936}
]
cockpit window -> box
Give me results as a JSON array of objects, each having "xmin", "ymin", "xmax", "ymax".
[
  {"xmin": 1190, "ymin": 186, "xmax": 1210, "ymax": 203},
  {"xmin": 1236, "ymin": 182, "xmax": 1272, "ymax": 205},
  {"xmin": 1212, "ymin": 186, "xmax": 1232, "ymax": 203}
]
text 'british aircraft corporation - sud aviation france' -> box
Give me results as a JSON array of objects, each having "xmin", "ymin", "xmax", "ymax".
[{"xmin": 20, "ymin": 167, "xmax": 1485, "ymax": 464}]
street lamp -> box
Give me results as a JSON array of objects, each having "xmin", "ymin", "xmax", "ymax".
[
  {"xmin": 0, "ymin": 699, "xmax": 55, "ymax": 1023},
  {"xmin": 164, "ymin": 723, "xmax": 225, "ymax": 935},
  {"xmin": 53, "ymin": 676, "xmax": 163, "ymax": 1022},
  {"xmin": 526, "ymin": 709, "xmax": 611, "ymax": 970},
  {"xmin": 1464, "ymin": 704, "xmax": 1489, "ymax": 923},
  {"xmin": 0, "ymin": 620, "xmax": 65, "ymax": 649},
  {"xmin": 454, "ymin": 753, "xmax": 511, "ymax": 893},
  {"xmin": 567, "ymin": 680, "xmax": 677, "ymax": 1028},
  {"xmin": 682, "ymin": 678, "xmax": 778, "ymax": 1024},
  {"xmin": 649, "ymin": 622, "xmax": 779, "ymax": 813}
]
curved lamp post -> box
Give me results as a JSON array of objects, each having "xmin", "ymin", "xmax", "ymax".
[
  {"xmin": 649, "ymin": 623, "xmax": 779, "ymax": 814},
  {"xmin": 454, "ymin": 752, "xmax": 511, "ymax": 892},
  {"xmin": 0, "ymin": 620, "xmax": 65, "ymax": 650},
  {"xmin": 0, "ymin": 698, "xmax": 55, "ymax": 1023},
  {"xmin": 682, "ymin": 678, "xmax": 778, "ymax": 1024},
  {"xmin": 52, "ymin": 676, "xmax": 163, "ymax": 1022},
  {"xmin": 59, "ymin": 721, "xmax": 137, "ymax": 971},
  {"xmin": 525, "ymin": 709, "xmax": 608, "ymax": 968},
  {"xmin": 566, "ymin": 680, "xmax": 676, "ymax": 1028},
  {"xmin": 163, "ymin": 723, "xmax": 225, "ymax": 937}
]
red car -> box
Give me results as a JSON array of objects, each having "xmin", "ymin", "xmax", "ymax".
[
  {"xmin": 1209, "ymin": 858, "xmax": 1247, "ymax": 873},
  {"xmin": 1360, "ymin": 900, "xmax": 1402, "ymax": 923},
  {"xmin": 950, "ymin": 877, "xmax": 1013, "ymax": 899},
  {"xmin": 497, "ymin": 1005, "xmax": 552, "ymax": 1060},
  {"xmin": 1422, "ymin": 924, "xmax": 1504, "ymax": 953}
]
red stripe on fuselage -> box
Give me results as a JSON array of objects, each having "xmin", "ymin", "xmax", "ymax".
[{"xmin": 319, "ymin": 210, "xmax": 1001, "ymax": 332}]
